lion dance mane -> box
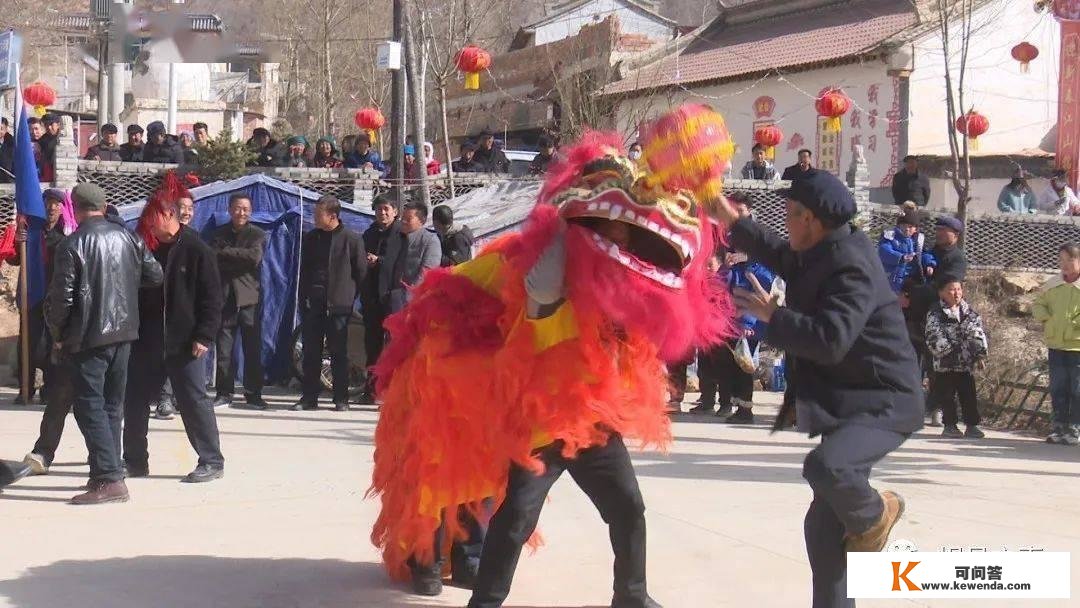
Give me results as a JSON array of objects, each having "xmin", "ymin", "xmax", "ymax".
[{"xmin": 368, "ymin": 105, "xmax": 737, "ymax": 580}]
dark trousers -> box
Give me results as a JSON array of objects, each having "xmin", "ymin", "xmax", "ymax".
[
  {"xmin": 930, "ymin": 371, "xmax": 980, "ymax": 427},
  {"xmin": 699, "ymin": 345, "xmax": 753, "ymax": 408},
  {"xmin": 30, "ymin": 359, "xmax": 77, "ymax": 466},
  {"xmin": 15, "ymin": 303, "xmax": 47, "ymax": 397},
  {"xmin": 71, "ymin": 342, "xmax": 131, "ymax": 483},
  {"xmin": 301, "ymin": 305, "xmax": 350, "ymax": 404},
  {"xmin": 363, "ymin": 296, "xmax": 387, "ymax": 369},
  {"xmin": 411, "ymin": 500, "xmax": 492, "ymax": 578},
  {"xmin": 123, "ymin": 342, "xmax": 224, "ymax": 470},
  {"xmin": 468, "ymin": 435, "xmax": 648, "ymax": 608},
  {"xmin": 668, "ymin": 360, "xmax": 690, "ymax": 401},
  {"xmin": 215, "ymin": 304, "xmax": 263, "ymax": 400},
  {"xmin": 802, "ymin": 424, "xmax": 907, "ymax": 608},
  {"xmin": 1048, "ymin": 349, "xmax": 1080, "ymax": 426}
]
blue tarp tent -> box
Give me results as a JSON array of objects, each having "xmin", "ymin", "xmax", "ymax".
[{"xmin": 121, "ymin": 174, "xmax": 374, "ymax": 384}]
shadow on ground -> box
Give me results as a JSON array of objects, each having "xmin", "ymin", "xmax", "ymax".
[{"xmin": 0, "ymin": 556, "xmax": 605, "ymax": 608}]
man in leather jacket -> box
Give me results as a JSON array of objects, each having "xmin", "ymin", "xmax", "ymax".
[{"xmin": 46, "ymin": 183, "xmax": 163, "ymax": 505}]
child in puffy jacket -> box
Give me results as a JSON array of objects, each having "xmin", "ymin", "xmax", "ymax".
[
  {"xmin": 925, "ymin": 276, "xmax": 988, "ymax": 439},
  {"xmin": 879, "ymin": 202, "xmax": 936, "ymax": 292},
  {"xmin": 1034, "ymin": 242, "xmax": 1080, "ymax": 445}
]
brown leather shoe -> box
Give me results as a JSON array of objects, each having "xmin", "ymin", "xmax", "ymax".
[
  {"xmin": 70, "ymin": 480, "xmax": 130, "ymax": 505},
  {"xmin": 845, "ymin": 490, "xmax": 905, "ymax": 552}
]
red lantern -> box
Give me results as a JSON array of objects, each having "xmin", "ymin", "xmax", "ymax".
[
  {"xmin": 815, "ymin": 88, "xmax": 851, "ymax": 133},
  {"xmin": 955, "ymin": 110, "xmax": 990, "ymax": 151},
  {"xmin": 1011, "ymin": 42, "xmax": 1039, "ymax": 72},
  {"xmin": 23, "ymin": 81, "xmax": 57, "ymax": 118},
  {"xmin": 753, "ymin": 124, "xmax": 784, "ymax": 160},
  {"xmin": 455, "ymin": 45, "xmax": 492, "ymax": 91},
  {"xmin": 354, "ymin": 107, "xmax": 386, "ymax": 144}
]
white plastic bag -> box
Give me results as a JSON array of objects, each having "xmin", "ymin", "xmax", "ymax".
[{"xmin": 733, "ymin": 337, "xmax": 759, "ymax": 374}]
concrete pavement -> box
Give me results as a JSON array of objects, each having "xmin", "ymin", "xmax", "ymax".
[{"xmin": 0, "ymin": 388, "xmax": 1077, "ymax": 608}]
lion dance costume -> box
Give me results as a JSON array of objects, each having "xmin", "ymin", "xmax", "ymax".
[{"xmin": 369, "ymin": 105, "xmax": 737, "ymax": 606}]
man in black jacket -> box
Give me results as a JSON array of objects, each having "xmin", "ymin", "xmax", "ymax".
[
  {"xmin": 432, "ymin": 204, "xmax": 473, "ymax": 267},
  {"xmin": 451, "ymin": 142, "xmax": 482, "ymax": 173},
  {"xmin": 926, "ymin": 215, "xmax": 967, "ymax": 282},
  {"xmin": 211, "ymin": 193, "xmax": 268, "ymax": 410},
  {"xmin": 123, "ymin": 197, "xmax": 225, "ymax": 484},
  {"xmin": 891, "ymin": 155, "xmax": 931, "ymax": 206},
  {"xmin": 716, "ymin": 170, "xmax": 923, "ymax": 608},
  {"xmin": 782, "ymin": 149, "xmax": 815, "ymax": 181},
  {"xmin": 249, "ymin": 128, "xmax": 286, "ymax": 168},
  {"xmin": 294, "ymin": 195, "xmax": 367, "ymax": 411},
  {"xmin": 85, "ymin": 123, "xmax": 123, "ymax": 161},
  {"xmin": 473, "ymin": 130, "xmax": 510, "ymax": 173},
  {"xmin": 120, "ymin": 124, "xmax": 145, "ymax": 162},
  {"xmin": 142, "ymin": 121, "xmax": 184, "ymax": 164},
  {"xmin": 47, "ymin": 183, "xmax": 164, "ymax": 505},
  {"xmin": 358, "ymin": 194, "xmax": 400, "ymax": 405}
]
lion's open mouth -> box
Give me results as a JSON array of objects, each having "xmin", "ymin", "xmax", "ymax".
[{"xmin": 559, "ymin": 189, "xmax": 697, "ymax": 289}]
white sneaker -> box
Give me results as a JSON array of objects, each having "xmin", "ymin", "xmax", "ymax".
[
  {"xmin": 23, "ymin": 453, "xmax": 48, "ymax": 475},
  {"xmin": 928, "ymin": 410, "xmax": 943, "ymax": 427}
]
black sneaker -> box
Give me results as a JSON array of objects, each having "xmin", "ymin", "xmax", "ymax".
[
  {"xmin": 124, "ymin": 462, "xmax": 150, "ymax": 478},
  {"xmin": 334, "ymin": 402, "xmax": 350, "ymax": 412},
  {"xmin": 687, "ymin": 403, "xmax": 714, "ymax": 414},
  {"xmin": 355, "ymin": 392, "xmax": 376, "ymax": 406},
  {"xmin": 290, "ymin": 400, "xmax": 319, "ymax": 411},
  {"xmin": 411, "ymin": 568, "xmax": 443, "ymax": 597},
  {"xmin": 182, "ymin": 464, "xmax": 224, "ymax": 483},
  {"xmin": 155, "ymin": 401, "xmax": 175, "ymax": 420},
  {"xmin": 725, "ymin": 407, "xmax": 754, "ymax": 424},
  {"xmin": 245, "ymin": 396, "xmax": 270, "ymax": 411},
  {"xmin": 941, "ymin": 425, "xmax": 964, "ymax": 438},
  {"xmin": 1047, "ymin": 429, "xmax": 1066, "ymax": 444},
  {"xmin": 213, "ymin": 396, "xmax": 233, "ymax": 409},
  {"xmin": 715, "ymin": 404, "xmax": 734, "ymax": 417},
  {"xmin": 964, "ymin": 425, "xmax": 985, "ymax": 439}
]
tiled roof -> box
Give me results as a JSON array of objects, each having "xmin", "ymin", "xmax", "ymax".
[{"xmin": 603, "ymin": 0, "xmax": 917, "ymax": 96}]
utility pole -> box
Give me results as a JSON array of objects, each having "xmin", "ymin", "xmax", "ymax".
[
  {"xmin": 390, "ymin": 0, "xmax": 406, "ymax": 202},
  {"xmin": 108, "ymin": 0, "xmax": 133, "ymax": 130},
  {"xmin": 403, "ymin": 4, "xmax": 429, "ymax": 207}
]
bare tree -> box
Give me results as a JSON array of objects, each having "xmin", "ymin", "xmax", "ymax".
[{"xmin": 937, "ymin": 0, "xmax": 975, "ymax": 227}]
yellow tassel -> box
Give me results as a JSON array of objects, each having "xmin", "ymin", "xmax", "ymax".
[
  {"xmin": 33, "ymin": 105, "xmax": 46, "ymax": 118},
  {"xmin": 824, "ymin": 117, "xmax": 841, "ymax": 133},
  {"xmin": 968, "ymin": 137, "xmax": 979, "ymax": 152},
  {"xmin": 367, "ymin": 128, "xmax": 377, "ymax": 144},
  {"xmin": 465, "ymin": 72, "xmax": 480, "ymax": 90},
  {"xmin": 765, "ymin": 145, "xmax": 775, "ymax": 160},
  {"xmin": 1021, "ymin": 62, "xmax": 1030, "ymax": 74}
]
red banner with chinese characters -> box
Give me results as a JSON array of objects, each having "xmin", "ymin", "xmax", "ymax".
[{"xmin": 1058, "ymin": 3, "xmax": 1080, "ymax": 188}]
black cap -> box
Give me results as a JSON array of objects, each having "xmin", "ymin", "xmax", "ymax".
[
  {"xmin": 101, "ymin": 123, "xmax": 118, "ymax": 135},
  {"xmin": 897, "ymin": 208, "xmax": 921, "ymax": 227},
  {"xmin": 127, "ymin": 124, "xmax": 144, "ymax": 135},
  {"xmin": 42, "ymin": 114, "xmax": 59, "ymax": 125},
  {"xmin": 146, "ymin": 121, "xmax": 166, "ymax": 136},
  {"xmin": 252, "ymin": 127, "xmax": 271, "ymax": 139},
  {"xmin": 478, "ymin": 129, "xmax": 494, "ymax": 138},
  {"xmin": 460, "ymin": 141, "xmax": 477, "ymax": 152},
  {"xmin": 779, "ymin": 170, "xmax": 856, "ymax": 225}
]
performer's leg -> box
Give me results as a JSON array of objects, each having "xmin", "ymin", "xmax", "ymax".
[
  {"xmin": 802, "ymin": 424, "xmax": 907, "ymax": 606},
  {"xmin": 802, "ymin": 424, "xmax": 906, "ymax": 536},
  {"xmin": 468, "ymin": 447, "xmax": 567, "ymax": 608},
  {"xmin": 566, "ymin": 435, "xmax": 649, "ymax": 608},
  {"xmin": 122, "ymin": 346, "xmax": 166, "ymax": 473},
  {"xmin": 805, "ymin": 494, "xmax": 853, "ymax": 608},
  {"xmin": 451, "ymin": 497, "xmax": 495, "ymax": 584}
]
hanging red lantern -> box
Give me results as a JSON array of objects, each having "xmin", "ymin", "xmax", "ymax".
[
  {"xmin": 455, "ymin": 45, "xmax": 492, "ymax": 91},
  {"xmin": 1011, "ymin": 42, "xmax": 1039, "ymax": 72},
  {"xmin": 955, "ymin": 110, "xmax": 990, "ymax": 151},
  {"xmin": 753, "ymin": 124, "xmax": 784, "ymax": 160},
  {"xmin": 22, "ymin": 81, "xmax": 57, "ymax": 118},
  {"xmin": 354, "ymin": 107, "xmax": 386, "ymax": 144},
  {"xmin": 815, "ymin": 88, "xmax": 851, "ymax": 133}
]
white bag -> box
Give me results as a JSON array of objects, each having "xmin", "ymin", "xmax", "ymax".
[{"xmin": 733, "ymin": 337, "xmax": 759, "ymax": 374}]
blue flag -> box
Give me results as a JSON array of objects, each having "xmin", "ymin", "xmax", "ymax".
[{"xmin": 13, "ymin": 101, "xmax": 47, "ymax": 307}]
